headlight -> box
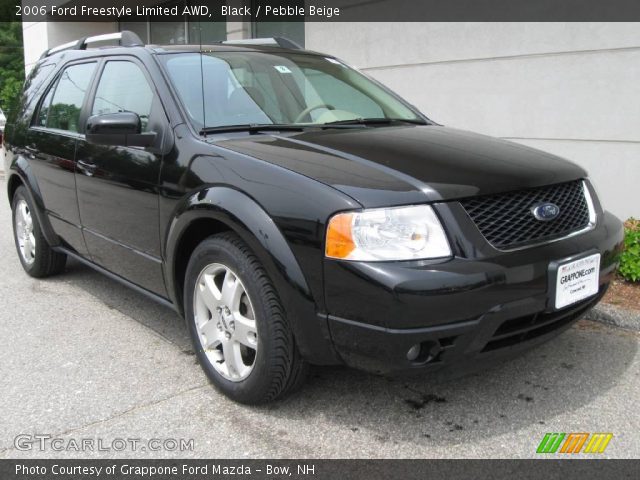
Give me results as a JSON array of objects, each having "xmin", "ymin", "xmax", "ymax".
[{"xmin": 325, "ymin": 205, "xmax": 451, "ymax": 261}]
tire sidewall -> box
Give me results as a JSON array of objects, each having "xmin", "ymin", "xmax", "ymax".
[
  {"xmin": 184, "ymin": 236, "xmax": 285, "ymax": 403},
  {"xmin": 12, "ymin": 187, "xmax": 41, "ymax": 275}
]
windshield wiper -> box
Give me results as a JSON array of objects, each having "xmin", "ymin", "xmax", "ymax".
[
  {"xmin": 322, "ymin": 118, "xmax": 428, "ymax": 127},
  {"xmin": 199, "ymin": 118, "xmax": 429, "ymax": 135},
  {"xmin": 200, "ymin": 124, "xmax": 309, "ymax": 135}
]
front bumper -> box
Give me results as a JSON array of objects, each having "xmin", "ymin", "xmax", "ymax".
[{"xmin": 323, "ymin": 210, "xmax": 623, "ymax": 374}]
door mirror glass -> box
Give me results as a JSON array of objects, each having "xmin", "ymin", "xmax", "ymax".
[{"xmin": 86, "ymin": 112, "xmax": 155, "ymax": 147}]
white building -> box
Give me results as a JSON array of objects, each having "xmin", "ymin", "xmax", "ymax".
[{"xmin": 22, "ymin": 13, "xmax": 639, "ymax": 220}]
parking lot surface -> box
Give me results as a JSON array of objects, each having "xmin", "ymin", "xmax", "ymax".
[{"xmin": 0, "ymin": 179, "xmax": 638, "ymax": 459}]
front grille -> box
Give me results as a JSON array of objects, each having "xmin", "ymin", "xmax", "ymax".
[{"xmin": 460, "ymin": 180, "xmax": 591, "ymax": 250}]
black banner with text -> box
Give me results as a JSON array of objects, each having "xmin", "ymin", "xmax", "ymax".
[
  {"xmin": 6, "ymin": 0, "xmax": 640, "ymax": 22},
  {"xmin": 0, "ymin": 459, "xmax": 638, "ymax": 480}
]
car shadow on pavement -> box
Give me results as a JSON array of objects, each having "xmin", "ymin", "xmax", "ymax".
[
  {"xmin": 51, "ymin": 258, "xmax": 192, "ymax": 351},
  {"xmin": 267, "ymin": 322, "xmax": 638, "ymax": 448},
  {"xmin": 54, "ymin": 258, "xmax": 638, "ymax": 449}
]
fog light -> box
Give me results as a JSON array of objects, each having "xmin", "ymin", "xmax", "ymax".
[{"xmin": 407, "ymin": 344, "xmax": 421, "ymax": 361}]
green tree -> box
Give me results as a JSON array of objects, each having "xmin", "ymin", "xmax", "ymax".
[{"xmin": 0, "ymin": 16, "xmax": 24, "ymax": 118}]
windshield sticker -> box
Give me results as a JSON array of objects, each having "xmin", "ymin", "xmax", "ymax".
[{"xmin": 274, "ymin": 65, "xmax": 292, "ymax": 74}]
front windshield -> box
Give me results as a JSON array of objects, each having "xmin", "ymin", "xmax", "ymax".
[{"xmin": 160, "ymin": 51, "xmax": 424, "ymax": 130}]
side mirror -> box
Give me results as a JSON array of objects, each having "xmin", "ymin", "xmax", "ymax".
[{"xmin": 86, "ymin": 112, "xmax": 156, "ymax": 148}]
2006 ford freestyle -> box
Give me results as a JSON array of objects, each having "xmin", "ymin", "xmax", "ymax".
[{"xmin": 3, "ymin": 33, "xmax": 623, "ymax": 403}]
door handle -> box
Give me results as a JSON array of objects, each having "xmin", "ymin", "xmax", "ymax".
[{"xmin": 77, "ymin": 159, "xmax": 98, "ymax": 177}]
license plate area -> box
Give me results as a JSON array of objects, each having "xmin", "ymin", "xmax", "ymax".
[{"xmin": 549, "ymin": 252, "xmax": 601, "ymax": 310}]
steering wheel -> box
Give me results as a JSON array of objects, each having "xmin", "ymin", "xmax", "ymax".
[{"xmin": 294, "ymin": 104, "xmax": 335, "ymax": 123}]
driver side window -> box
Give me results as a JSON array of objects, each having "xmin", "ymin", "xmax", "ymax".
[{"xmin": 92, "ymin": 61, "xmax": 154, "ymax": 132}]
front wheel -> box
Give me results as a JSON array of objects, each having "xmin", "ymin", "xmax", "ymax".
[{"xmin": 184, "ymin": 232, "xmax": 307, "ymax": 404}]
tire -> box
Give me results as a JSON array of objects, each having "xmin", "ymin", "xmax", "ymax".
[
  {"xmin": 11, "ymin": 186, "xmax": 66, "ymax": 278},
  {"xmin": 184, "ymin": 232, "xmax": 308, "ymax": 404}
]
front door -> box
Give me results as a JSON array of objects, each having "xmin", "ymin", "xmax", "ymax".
[{"xmin": 75, "ymin": 58, "xmax": 167, "ymax": 297}]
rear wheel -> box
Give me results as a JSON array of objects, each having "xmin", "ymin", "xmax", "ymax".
[
  {"xmin": 12, "ymin": 186, "xmax": 66, "ymax": 277},
  {"xmin": 184, "ymin": 232, "xmax": 307, "ymax": 404}
]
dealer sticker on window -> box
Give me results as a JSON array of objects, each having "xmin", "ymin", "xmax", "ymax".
[
  {"xmin": 274, "ymin": 65, "xmax": 292, "ymax": 74},
  {"xmin": 554, "ymin": 253, "xmax": 600, "ymax": 309}
]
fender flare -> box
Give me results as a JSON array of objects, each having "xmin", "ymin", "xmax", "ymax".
[
  {"xmin": 164, "ymin": 186, "xmax": 339, "ymax": 364},
  {"xmin": 165, "ymin": 186, "xmax": 311, "ymax": 303},
  {"xmin": 7, "ymin": 157, "xmax": 60, "ymax": 247}
]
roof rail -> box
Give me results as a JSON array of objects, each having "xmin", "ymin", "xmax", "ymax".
[
  {"xmin": 221, "ymin": 37, "xmax": 303, "ymax": 50},
  {"xmin": 40, "ymin": 30, "xmax": 144, "ymax": 60}
]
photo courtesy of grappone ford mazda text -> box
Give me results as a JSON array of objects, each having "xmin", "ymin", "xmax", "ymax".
[{"xmin": 3, "ymin": 32, "xmax": 624, "ymax": 404}]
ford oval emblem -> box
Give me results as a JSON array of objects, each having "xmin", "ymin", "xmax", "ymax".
[{"xmin": 531, "ymin": 202, "xmax": 560, "ymax": 221}]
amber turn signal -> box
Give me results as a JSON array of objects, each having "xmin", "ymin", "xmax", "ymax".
[{"xmin": 325, "ymin": 212, "xmax": 355, "ymax": 259}]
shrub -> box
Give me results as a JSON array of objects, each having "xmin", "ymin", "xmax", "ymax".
[{"xmin": 619, "ymin": 218, "xmax": 640, "ymax": 282}]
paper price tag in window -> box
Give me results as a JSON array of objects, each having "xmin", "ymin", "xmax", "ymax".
[{"xmin": 274, "ymin": 65, "xmax": 292, "ymax": 74}]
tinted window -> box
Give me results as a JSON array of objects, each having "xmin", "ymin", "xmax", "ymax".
[
  {"xmin": 46, "ymin": 62, "xmax": 96, "ymax": 132},
  {"xmin": 92, "ymin": 61, "xmax": 154, "ymax": 132},
  {"xmin": 35, "ymin": 87, "xmax": 55, "ymax": 127},
  {"xmin": 22, "ymin": 63, "xmax": 55, "ymax": 119}
]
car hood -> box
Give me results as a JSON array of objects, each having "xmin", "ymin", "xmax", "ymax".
[{"xmin": 214, "ymin": 125, "xmax": 587, "ymax": 208}]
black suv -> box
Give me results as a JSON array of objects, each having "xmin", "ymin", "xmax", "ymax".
[{"xmin": 4, "ymin": 32, "xmax": 623, "ymax": 404}]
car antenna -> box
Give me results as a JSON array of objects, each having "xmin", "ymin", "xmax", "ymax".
[{"xmin": 198, "ymin": 20, "xmax": 206, "ymax": 130}]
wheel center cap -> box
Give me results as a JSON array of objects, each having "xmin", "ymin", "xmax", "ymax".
[{"xmin": 218, "ymin": 307, "xmax": 234, "ymax": 333}]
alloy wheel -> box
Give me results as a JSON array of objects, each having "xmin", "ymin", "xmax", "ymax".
[
  {"xmin": 193, "ymin": 263, "xmax": 258, "ymax": 381},
  {"xmin": 15, "ymin": 199, "xmax": 36, "ymax": 265}
]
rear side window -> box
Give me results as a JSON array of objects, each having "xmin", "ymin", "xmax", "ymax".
[
  {"xmin": 25, "ymin": 64, "xmax": 55, "ymax": 99},
  {"xmin": 35, "ymin": 87, "xmax": 54, "ymax": 127},
  {"xmin": 17, "ymin": 63, "xmax": 55, "ymax": 120},
  {"xmin": 42, "ymin": 62, "xmax": 96, "ymax": 132},
  {"xmin": 91, "ymin": 61, "xmax": 154, "ymax": 132}
]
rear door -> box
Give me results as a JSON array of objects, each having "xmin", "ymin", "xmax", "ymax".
[
  {"xmin": 28, "ymin": 61, "xmax": 97, "ymax": 256},
  {"xmin": 74, "ymin": 57, "xmax": 168, "ymax": 296}
]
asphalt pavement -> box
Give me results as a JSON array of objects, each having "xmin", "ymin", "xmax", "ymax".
[{"xmin": 0, "ymin": 178, "xmax": 638, "ymax": 459}]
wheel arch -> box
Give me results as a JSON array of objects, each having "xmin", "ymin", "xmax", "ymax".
[
  {"xmin": 6, "ymin": 158, "xmax": 60, "ymax": 247},
  {"xmin": 164, "ymin": 186, "xmax": 339, "ymax": 365},
  {"xmin": 7, "ymin": 173, "xmax": 24, "ymax": 204},
  {"xmin": 170, "ymin": 216, "xmax": 233, "ymax": 314},
  {"xmin": 166, "ymin": 186, "xmax": 311, "ymax": 310}
]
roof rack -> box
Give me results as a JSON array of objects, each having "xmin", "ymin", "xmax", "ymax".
[
  {"xmin": 221, "ymin": 37, "xmax": 303, "ymax": 50},
  {"xmin": 40, "ymin": 31, "xmax": 144, "ymax": 60}
]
